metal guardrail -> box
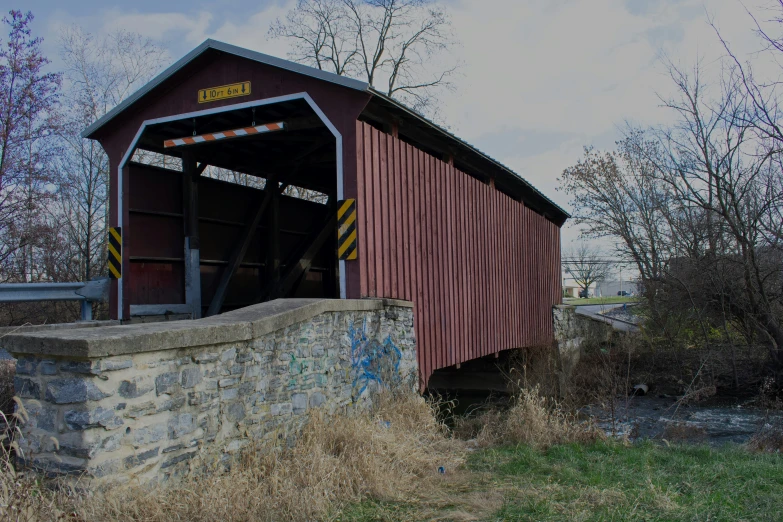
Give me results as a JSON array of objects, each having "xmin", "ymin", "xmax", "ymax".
[{"xmin": 0, "ymin": 279, "xmax": 110, "ymax": 321}]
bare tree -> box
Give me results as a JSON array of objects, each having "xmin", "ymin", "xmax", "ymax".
[
  {"xmin": 561, "ymin": 51, "xmax": 783, "ymax": 371},
  {"xmin": 0, "ymin": 10, "xmax": 61, "ymax": 282},
  {"xmin": 55, "ymin": 26, "xmax": 168, "ymax": 282},
  {"xmin": 653, "ymin": 58, "xmax": 783, "ymax": 368},
  {"xmin": 563, "ymin": 244, "xmax": 611, "ymax": 296},
  {"xmin": 560, "ymin": 133, "xmax": 675, "ymax": 286},
  {"xmin": 269, "ymin": 0, "xmax": 459, "ymax": 115}
]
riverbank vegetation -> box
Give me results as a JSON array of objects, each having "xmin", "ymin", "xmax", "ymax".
[{"xmin": 3, "ymin": 384, "xmax": 782, "ymax": 521}]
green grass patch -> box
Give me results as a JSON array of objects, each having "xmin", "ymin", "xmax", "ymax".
[
  {"xmin": 563, "ymin": 296, "xmax": 640, "ymax": 306},
  {"xmin": 340, "ymin": 441, "xmax": 783, "ymax": 521},
  {"xmin": 469, "ymin": 441, "xmax": 783, "ymax": 521},
  {"xmin": 337, "ymin": 499, "xmax": 424, "ymax": 521}
]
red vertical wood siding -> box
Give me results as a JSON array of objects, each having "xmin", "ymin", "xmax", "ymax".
[{"xmin": 355, "ymin": 122, "xmax": 562, "ymax": 387}]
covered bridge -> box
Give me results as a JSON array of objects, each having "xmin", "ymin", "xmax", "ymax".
[{"xmin": 84, "ymin": 40, "xmax": 568, "ymax": 387}]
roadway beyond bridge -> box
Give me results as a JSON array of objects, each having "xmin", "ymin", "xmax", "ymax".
[{"xmin": 574, "ymin": 304, "xmax": 640, "ymax": 333}]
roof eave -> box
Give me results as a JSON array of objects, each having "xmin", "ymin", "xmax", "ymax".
[{"xmin": 365, "ymin": 87, "xmax": 570, "ymax": 222}]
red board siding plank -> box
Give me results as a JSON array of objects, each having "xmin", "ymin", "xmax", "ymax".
[
  {"xmin": 433, "ymin": 158, "xmax": 444, "ymax": 370},
  {"xmin": 501, "ymin": 194, "xmax": 507, "ymax": 351},
  {"xmin": 442, "ymin": 162, "xmax": 450, "ymax": 367},
  {"xmin": 471, "ymin": 176, "xmax": 479, "ymax": 361},
  {"xmin": 393, "ymin": 138, "xmax": 403, "ymax": 299},
  {"xmin": 484, "ymin": 183, "xmax": 491, "ymax": 357},
  {"xmin": 363, "ymin": 125, "xmax": 375, "ymax": 298},
  {"xmin": 508, "ymin": 197, "xmax": 514, "ymax": 347},
  {"xmin": 453, "ymin": 165, "xmax": 463, "ymax": 366},
  {"xmin": 391, "ymin": 136, "xmax": 399, "ymax": 299},
  {"xmin": 511, "ymin": 198, "xmax": 517, "ymax": 347},
  {"xmin": 407, "ymin": 143, "xmax": 416, "ymax": 302},
  {"xmin": 371, "ymin": 128, "xmax": 383, "ymax": 297},
  {"xmin": 413, "ymin": 148, "xmax": 426, "ymax": 386},
  {"xmin": 486, "ymin": 184, "xmax": 493, "ymax": 357},
  {"xmin": 399, "ymin": 142, "xmax": 409, "ymax": 301},
  {"xmin": 446, "ymin": 162, "xmax": 455, "ymax": 367},
  {"xmin": 449, "ymin": 164, "xmax": 458, "ymax": 366},
  {"xmin": 429, "ymin": 155, "xmax": 439, "ymax": 374},
  {"xmin": 494, "ymin": 192, "xmax": 500, "ymax": 350},
  {"xmin": 478, "ymin": 182, "xmax": 486, "ymax": 357},
  {"xmin": 422, "ymin": 151, "xmax": 432, "ymax": 384},
  {"xmin": 357, "ymin": 123, "xmax": 368, "ymax": 297},
  {"xmin": 379, "ymin": 132, "xmax": 390, "ymax": 297}
]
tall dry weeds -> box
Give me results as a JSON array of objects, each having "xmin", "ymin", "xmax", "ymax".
[
  {"xmin": 1, "ymin": 392, "xmax": 463, "ymax": 522},
  {"xmin": 0, "ymin": 360, "xmax": 14, "ymax": 417},
  {"xmin": 455, "ymin": 386, "xmax": 603, "ymax": 449},
  {"xmin": 1, "ymin": 401, "xmax": 71, "ymax": 521}
]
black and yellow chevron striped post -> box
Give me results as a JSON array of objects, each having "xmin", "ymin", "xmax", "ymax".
[
  {"xmin": 337, "ymin": 199, "xmax": 357, "ymax": 261},
  {"xmin": 108, "ymin": 227, "xmax": 122, "ymax": 279}
]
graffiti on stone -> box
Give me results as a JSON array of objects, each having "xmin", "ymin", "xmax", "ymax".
[{"xmin": 348, "ymin": 319, "xmax": 402, "ymax": 398}]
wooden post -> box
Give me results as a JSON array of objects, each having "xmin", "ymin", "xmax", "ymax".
[
  {"xmin": 205, "ymin": 180, "xmax": 284, "ymax": 317},
  {"xmin": 258, "ymin": 198, "xmax": 335, "ymax": 302},
  {"xmin": 267, "ymin": 184, "xmax": 281, "ymax": 284},
  {"xmin": 182, "ymin": 152, "xmax": 202, "ymax": 319}
]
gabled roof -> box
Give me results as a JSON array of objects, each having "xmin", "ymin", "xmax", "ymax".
[
  {"xmin": 82, "ymin": 39, "xmax": 569, "ymax": 224},
  {"xmin": 81, "ymin": 39, "xmax": 369, "ymax": 139}
]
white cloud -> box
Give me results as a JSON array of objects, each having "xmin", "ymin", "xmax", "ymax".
[
  {"xmin": 99, "ymin": 10, "xmax": 214, "ymax": 45},
  {"xmin": 207, "ymin": 6, "xmax": 293, "ymax": 56}
]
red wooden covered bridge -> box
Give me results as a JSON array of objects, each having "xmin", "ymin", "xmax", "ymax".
[{"xmin": 84, "ymin": 40, "xmax": 569, "ymax": 387}]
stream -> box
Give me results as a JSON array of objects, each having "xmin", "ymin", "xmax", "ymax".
[{"xmin": 583, "ymin": 395, "xmax": 783, "ymax": 445}]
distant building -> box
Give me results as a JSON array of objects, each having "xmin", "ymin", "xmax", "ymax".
[
  {"xmin": 561, "ymin": 273, "xmax": 598, "ymax": 298},
  {"xmin": 595, "ymin": 279, "xmax": 639, "ymax": 297}
]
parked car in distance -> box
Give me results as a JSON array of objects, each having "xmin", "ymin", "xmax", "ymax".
[
  {"xmin": 578, "ymin": 288, "xmax": 589, "ymax": 298},
  {"xmin": 617, "ymin": 290, "xmax": 631, "ymax": 296}
]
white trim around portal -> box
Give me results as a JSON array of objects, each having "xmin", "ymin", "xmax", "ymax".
[{"xmin": 116, "ymin": 92, "xmax": 346, "ymax": 319}]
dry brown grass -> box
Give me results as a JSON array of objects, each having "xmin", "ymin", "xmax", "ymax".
[
  {"xmin": 659, "ymin": 422, "xmax": 708, "ymax": 443},
  {"xmin": 1, "ymin": 402, "xmax": 72, "ymax": 521},
  {"xmin": 0, "ymin": 360, "xmax": 14, "ymax": 417},
  {"xmin": 747, "ymin": 421, "xmax": 783, "ymax": 453},
  {"xmin": 1, "ymin": 392, "xmax": 467, "ymax": 522},
  {"xmin": 454, "ymin": 386, "xmax": 604, "ymax": 449}
]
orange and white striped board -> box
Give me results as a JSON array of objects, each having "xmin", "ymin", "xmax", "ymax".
[{"xmin": 164, "ymin": 121, "xmax": 285, "ymax": 148}]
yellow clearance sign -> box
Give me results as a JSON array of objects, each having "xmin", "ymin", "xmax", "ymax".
[{"xmin": 198, "ymin": 81, "xmax": 251, "ymax": 103}]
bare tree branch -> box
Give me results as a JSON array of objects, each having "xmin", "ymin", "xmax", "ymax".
[{"xmin": 269, "ymin": 0, "xmax": 459, "ymax": 116}]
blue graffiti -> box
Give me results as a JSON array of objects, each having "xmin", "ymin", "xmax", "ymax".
[{"xmin": 348, "ymin": 319, "xmax": 402, "ymax": 397}]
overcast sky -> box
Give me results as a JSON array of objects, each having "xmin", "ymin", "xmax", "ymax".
[{"xmin": 12, "ymin": 0, "xmax": 779, "ymax": 245}]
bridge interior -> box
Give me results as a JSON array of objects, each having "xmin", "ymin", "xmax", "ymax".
[{"xmin": 127, "ymin": 98, "xmax": 340, "ymax": 318}]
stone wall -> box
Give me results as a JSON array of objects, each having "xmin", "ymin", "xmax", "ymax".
[
  {"xmin": 553, "ymin": 305, "xmax": 614, "ymax": 394},
  {"xmin": 6, "ymin": 299, "xmax": 416, "ymax": 485}
]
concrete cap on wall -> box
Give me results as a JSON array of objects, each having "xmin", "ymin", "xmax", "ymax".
[{"xmin": 3, "ymin": 298, "xmax": 413, "ymax": 359}]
